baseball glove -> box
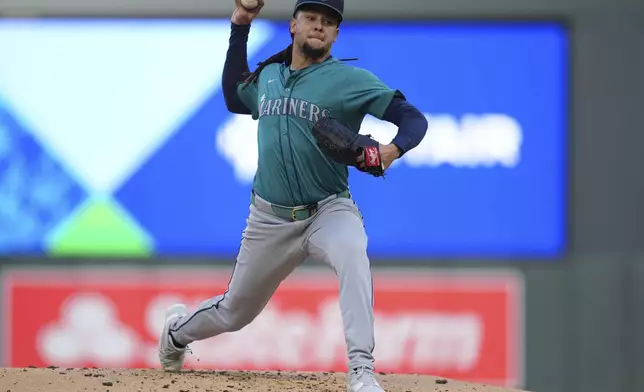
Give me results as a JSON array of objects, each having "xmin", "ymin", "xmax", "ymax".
[{"xmin": 312, "ymin": 117, "xmax": 385, "ymax": 177}]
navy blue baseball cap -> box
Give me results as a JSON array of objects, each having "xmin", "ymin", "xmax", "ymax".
[{"xmin": 293, "ymin": 0, "xmax": 344, "ymax": 22}]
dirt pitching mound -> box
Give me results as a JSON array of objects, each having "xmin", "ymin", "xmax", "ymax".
[{"xmin": 0, "ymin": 368, "xmax": 528, "ymax": 392}]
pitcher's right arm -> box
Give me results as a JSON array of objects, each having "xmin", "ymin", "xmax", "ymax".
[{"xmin": 222, "ymin": 0, "xmax": 264, "ymax": 114}]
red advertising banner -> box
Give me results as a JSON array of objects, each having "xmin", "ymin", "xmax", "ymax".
[{"xmin": 2, "ymin": 267, "xmax": 523, "ymax": 387}]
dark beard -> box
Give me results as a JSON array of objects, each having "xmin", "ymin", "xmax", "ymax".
[{"xmin": 302, "ymin": 42, "xmax": 327, "ymax": 60}]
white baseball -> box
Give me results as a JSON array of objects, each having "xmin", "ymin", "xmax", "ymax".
[{"xmin": 241, "ymin": 0, "xmax": 259, "ymax": 9}]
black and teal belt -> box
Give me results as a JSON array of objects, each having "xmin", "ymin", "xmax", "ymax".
[{"xmin": 251, "ymin": 190, "xmax": 351, "ymax": 221}]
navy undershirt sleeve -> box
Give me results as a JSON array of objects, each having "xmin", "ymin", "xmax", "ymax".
[
  {"xmin": 381, "ymin": 97, "xmax": 428, "ymax": 156},
  {"xmin": 222, "ymin": 22, "xmax": 253, "ymax": 115}
]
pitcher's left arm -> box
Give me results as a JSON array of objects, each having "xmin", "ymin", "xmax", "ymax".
[
  {"xmin": 379, "ymin": 96, "xmax": 428, "ymax": 167},
  {"xmin": 341, "ymin": 67, "xmax": 428, "ymax": 168}
]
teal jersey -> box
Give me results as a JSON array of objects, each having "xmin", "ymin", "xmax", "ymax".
[{"xmin": 237, "ymin": 56, "xmax": 398, "ymax": 207}]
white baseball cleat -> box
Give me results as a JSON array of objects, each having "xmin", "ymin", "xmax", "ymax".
[
  {"xmin": 158, "ymin": 303, "xmax": 189, "ymax": 372},
  {"xmin": 347, "ymin": 366, "xmax": 385, "ymax": 392}
]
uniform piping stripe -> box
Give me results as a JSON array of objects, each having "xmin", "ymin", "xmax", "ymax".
[{"xmin": 170, "ymin": 235, "xmax": 243, "ymax": 334}]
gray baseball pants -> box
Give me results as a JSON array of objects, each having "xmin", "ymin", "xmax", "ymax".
[{"xmin": 168, "ymin": 191, "xmax": 375, "ymax": 371}]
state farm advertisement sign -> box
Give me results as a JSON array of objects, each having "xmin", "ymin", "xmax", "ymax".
[{"xmin": 2, "ymin": 267, "xmax": 523, "ymax": 387}]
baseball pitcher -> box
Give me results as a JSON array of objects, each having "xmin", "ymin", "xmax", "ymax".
[{"xmin": 158, "ymin": 1, "xmax": 429, "ymax": 391}]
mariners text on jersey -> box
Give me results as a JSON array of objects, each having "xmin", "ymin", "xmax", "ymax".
[{"xmin": 258, "ymin": 95, "xmax": 332, "ymax": 123}]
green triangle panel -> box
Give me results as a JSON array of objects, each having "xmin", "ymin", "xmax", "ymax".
[{"xmin": 46, "ymin": 196, "xmax": 153, "ymax": 256}]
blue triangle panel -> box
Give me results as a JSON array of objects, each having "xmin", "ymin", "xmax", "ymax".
[
  {"xmin": 114, "ymin": 37, "xmax": 295, "ymax": 258},
  {"xmin": 0, "ymin": 98, "xmax": 88, "ymax": 255},
  {"xmin": 115, "ymin": 96, "xmax": 239, "ymax": 257}
]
